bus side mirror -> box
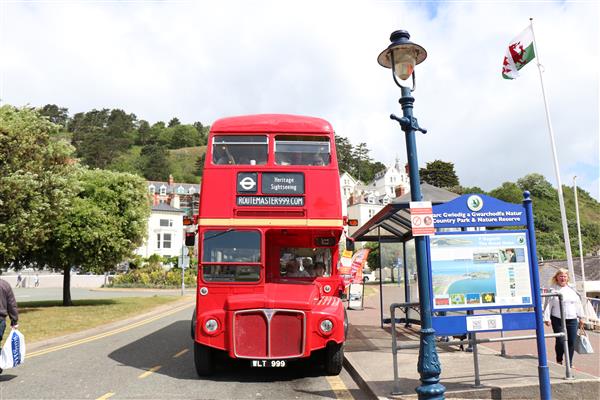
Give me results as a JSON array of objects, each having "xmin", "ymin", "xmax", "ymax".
[
  {"xmin": 345, "ymin": 238, "xmax": 355, "ymax": 251},
  {"xmin": 185, "ymin": 232, "xmax": 196, "ymax": 247}
]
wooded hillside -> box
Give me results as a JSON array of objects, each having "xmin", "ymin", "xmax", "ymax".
[{"xmin": 39, "ymin": 104, "xmax": 599, "ymax": 259}]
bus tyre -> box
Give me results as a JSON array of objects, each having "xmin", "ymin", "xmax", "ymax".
[
  {"xmin": 191, "ymin": 308, "xmax": 197, "ymax": 340},
  {"xmin": 324, "ymin": 342, "xmax": 344, "ymax": 375},
  {"xmin": 194, "ymin": 342, "xmax": 214, "ymax": 376},
  {"xmin": 343, "ymin": 310, "xmax": 349, "ymax": 339}
]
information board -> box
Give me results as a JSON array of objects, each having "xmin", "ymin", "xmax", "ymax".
[{"xmin": 429, "ymin": 231, "xmax": 533, "ymax": 311}]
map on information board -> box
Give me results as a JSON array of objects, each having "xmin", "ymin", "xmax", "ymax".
[{"xmin": 429, "ymin": 232, "xmax": 533, "ymax": 311}]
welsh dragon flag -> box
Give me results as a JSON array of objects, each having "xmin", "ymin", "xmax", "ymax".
[{"xmin": 502, "ymin": 26, "xmax": 536, "ymax": 79}]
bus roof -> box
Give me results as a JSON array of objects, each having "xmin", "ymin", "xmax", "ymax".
[{"xmin": 211, "ymin": 114, "xmax": 334, "ymax": 134}]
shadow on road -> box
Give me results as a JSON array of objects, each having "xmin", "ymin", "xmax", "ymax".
[
  {"xmin": 0, "ymin": 372, "xmax": 18, "ymax": 382},
  {"xmin": 108, "ymin": 320, "xmax": 334, "ymax": 383}
]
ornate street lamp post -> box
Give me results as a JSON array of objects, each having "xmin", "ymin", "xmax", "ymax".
[{"xmin": 378, "ymin": 30, "xmax": 446, "ymax": 399}]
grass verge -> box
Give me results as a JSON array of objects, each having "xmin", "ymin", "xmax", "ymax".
[{"xmin": 16, "ymin": 296, "xmax": 187, "ymax": 344}]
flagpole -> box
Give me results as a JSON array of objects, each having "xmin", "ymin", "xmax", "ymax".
[
  {"xmin": 573, "ymin": 176, "xmax": 587, "ymax": 297},
  {"xmin": 528, "ymin": 18, "xmax": 576, "ymax": 286}
]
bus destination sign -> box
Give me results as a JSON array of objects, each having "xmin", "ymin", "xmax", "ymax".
[
  {"xmin": 262, "ymin": 173, "xmax": 304, "ymax": 194},
  {"xmin": 236, "ymin": 196, "xmax": 304, "ymax": 207}
]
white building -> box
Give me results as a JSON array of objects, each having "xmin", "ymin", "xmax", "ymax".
[
  {"xmin": 347, "ymin": 199, "xmax": 384, "ymax": 237},
  {"xmin": 369, "ymin": 157, "xmax": 410, "ymax": 198},
  {"xmin": 135, "ymin": 203, "xmax": 185, "ymax": 259},
  {"xmin": 340, "ymin": 171, "xmax": 360, "ymax": 223},
  {"xmin": 341, "ymin": 158, "xmax": 410, "ymax": 237}
]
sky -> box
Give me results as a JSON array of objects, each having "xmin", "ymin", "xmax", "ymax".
[{"xmin": 1, "ymin": 0, "xmax": 598, "ymax": 199}]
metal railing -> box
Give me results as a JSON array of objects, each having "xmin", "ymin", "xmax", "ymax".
[{"xmin": 388, "ymin": 292, "xmax": 572, "ymax": 395}]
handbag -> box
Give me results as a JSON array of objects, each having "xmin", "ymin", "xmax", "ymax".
[
  {"xmin": 574, "ymin": 327, "xmax": 594, "ymax": 354},
  {"xmin": 0, "ymin": 328, "xmax": 26, "ymax": 369}
]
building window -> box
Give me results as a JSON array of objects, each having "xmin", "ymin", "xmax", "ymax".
[
  {"xmin": 177, "ymin": 186, "xmax": 185, "ymax": 194},
  {"xmin": 159, "ymin": 185, "xmax": 167, "ymax": 195},
  {"xmin": 189, "ymin": 187, "xmax": 196, "ymax": 194},
  {"xmin": 149, "ymin": 185, "xmax": 155, "ymax": 194},
  {"xmin": 368, "ymin": 209, "xmax": 376, "ymax": 218},
  {"xmin": 163, "ymin": 233, "xmax": 172, "ymax": 249},
  {"xmin": 156, "ymin": 233, "xmax": 161, "ymax": 249},
  {"xmin": 160, "ymin": 219, "xmax": 173, "ymax": 227}
]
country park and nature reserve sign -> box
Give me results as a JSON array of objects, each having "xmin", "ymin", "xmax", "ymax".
[{"xmin": 428, "ymin": 194, "xmax": 539, "ymax": 335}]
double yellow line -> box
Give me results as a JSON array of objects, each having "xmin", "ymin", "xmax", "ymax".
[{"xmin": 28, "ymin": 302, "xmax": 194, "ymax": 358}]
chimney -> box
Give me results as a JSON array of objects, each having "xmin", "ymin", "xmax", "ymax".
[
  {"xmin": 168, "ymin": 174, "xmax": 174, "ymax": 186},
  {"xmin": 395, "ymin": 186, "xmax": 406, "ymax": 197},
  {"xmin": 404, "ymin": 163, "xmax": 410, "ymax": 174}
]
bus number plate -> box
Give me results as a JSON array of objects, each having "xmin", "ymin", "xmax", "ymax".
[{"xmin": 251, "ymin": 360, "xmax": 286, "ymax": 368}]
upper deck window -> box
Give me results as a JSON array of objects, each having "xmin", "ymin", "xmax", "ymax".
[
  {"xmin": 275, "ymin": 136, "xmax": 330, "ymax": 166},
  {"xmin": 202, "ymin": 230, "xmax": 261, "ymax": 282},
  {"xmin": 212, "ymin": 135, "xmax": 268, "ymax": 165}
]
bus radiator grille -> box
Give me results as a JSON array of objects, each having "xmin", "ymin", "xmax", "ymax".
[{"xmin": 233, "ymin": 309, "xmax": 305, "ymax": 359}]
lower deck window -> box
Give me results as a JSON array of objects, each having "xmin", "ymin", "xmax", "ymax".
[
  {"xmin": 202, "ymin": 229, "xmax": 261, "ymax": 283},
  {"xmin": 203, "ymin": 265, "xmax": 261, "ymax": 282},
  {"xmin": 280, "ymin": 247, "xmax": 332, "ymax": 279}
]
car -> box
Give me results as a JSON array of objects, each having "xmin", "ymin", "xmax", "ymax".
[{"xmin": 363, "ymin": 269, "xmax": 377, "ymax": 282}]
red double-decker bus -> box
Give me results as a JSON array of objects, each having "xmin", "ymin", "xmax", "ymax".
[{"xmin": 190, "ymin": 114, "xmax": 347, "ymax": 376}]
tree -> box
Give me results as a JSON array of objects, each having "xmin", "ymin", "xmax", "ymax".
[
  {"xmin": 32, "ymin": 168, "xmax": 150, "ymax": 305},
  {"xmin": 136, "ymin": 120, "xmax": 151, "ymax": 145},
  {"xmin": 70, "ymin": 108, "xmax": 136, "ymax": 169},
  {"xmin": 169, "ymin": 124, "xmax": 202, "ymax": 149},
  {"xmin": 0, "ymin": 105, "xmax": 77, "ymax": 267},
  {"xmin": 419, "ymin": 160, "xmax": 459, "ymax": 188},
  {"xmin": 335, "ymin": 135, "xmax": 353, "ymax": 174},
  {"xmin": 193, "ymin": 122, "xmax": 209, "ymax": 146},
  {"xmin": 448, "ymin": 185, "xmax": 486, "ymax": 195},
  {"xmin": 363, "ymin": 242, "xmax": 380, "ymax": 271},
  {"xmin": 38, "ymin": 104, "xmax": 69, "ymax": 127},
  {"xmin": 140, "ymin": 144, "xmax": 172, "ymax": 181},
  {"xmin": 517, "ymin": 173, "xmax": 555, "ymax": 199},
  {"xmin": 351, "ymin": 143, "xmax": 372, "ymax": 181},
  {"xmin": 195, "ymin": 154, "xmax": 206, "ymax": 177},
  {"xmin": 168, "ymin": 117, "xmax": 181, "ymax": 127},
  {"xmin": 489, "ymin": 182, "xmax": 522, "ymax": 204}
]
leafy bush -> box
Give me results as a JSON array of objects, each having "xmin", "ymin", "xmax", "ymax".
[{"xmin": 109, "ymin": 256, "xmax": 196, "ymax": 288}]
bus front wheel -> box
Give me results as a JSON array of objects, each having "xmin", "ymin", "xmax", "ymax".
[
  {"xmin": 324, "ymin": 342, "xmax": 344, "ymax": 375},
  {"xmin": 194, "ymin": 342, "xmax": 214, "ymax": 376}
]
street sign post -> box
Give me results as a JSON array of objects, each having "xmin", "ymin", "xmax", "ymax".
[{"xmin": 410, "ymin": 201, "xmax": 435, "ymax": 236}]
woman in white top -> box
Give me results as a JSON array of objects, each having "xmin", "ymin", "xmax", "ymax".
[{"xmin": 543, "ymin": 268, "xmax": 585, "ymax": 366}]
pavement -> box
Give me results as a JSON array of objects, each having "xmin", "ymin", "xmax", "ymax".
[{"xmin": 343, "ymin": 284, "xmax": 600, "ymax": 400}]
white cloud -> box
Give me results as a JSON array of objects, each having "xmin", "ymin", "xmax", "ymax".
[{"xmin": 1, "ymin": 0, "xmax": 598, "ymax": 198}]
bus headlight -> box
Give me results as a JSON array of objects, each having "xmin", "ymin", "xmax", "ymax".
[
  {"xmin": 204, "ymin": 319, "xmax": 219, "ymax": 333},
  {"xmin": 320, "ymin": 319, "xmax": 334, "ymax": 334}
]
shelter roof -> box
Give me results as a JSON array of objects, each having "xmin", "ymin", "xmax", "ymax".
[{"xmin": 351, "ymin": 183, "xmax": 459, "ymax": 243}]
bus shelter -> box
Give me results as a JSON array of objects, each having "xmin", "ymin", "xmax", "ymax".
[{"xmin": 350, "ymin": 183, "xmax": 458, "ymax": 326}]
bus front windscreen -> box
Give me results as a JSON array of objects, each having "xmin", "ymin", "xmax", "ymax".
[{"xmin": 202, "ymin": 230, "xmax": 261, "ymax": 282}]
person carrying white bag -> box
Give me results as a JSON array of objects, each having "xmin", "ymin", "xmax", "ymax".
[{"xmin": 0, "ymin": 277, "xmax": 20, "ymax": 374}]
